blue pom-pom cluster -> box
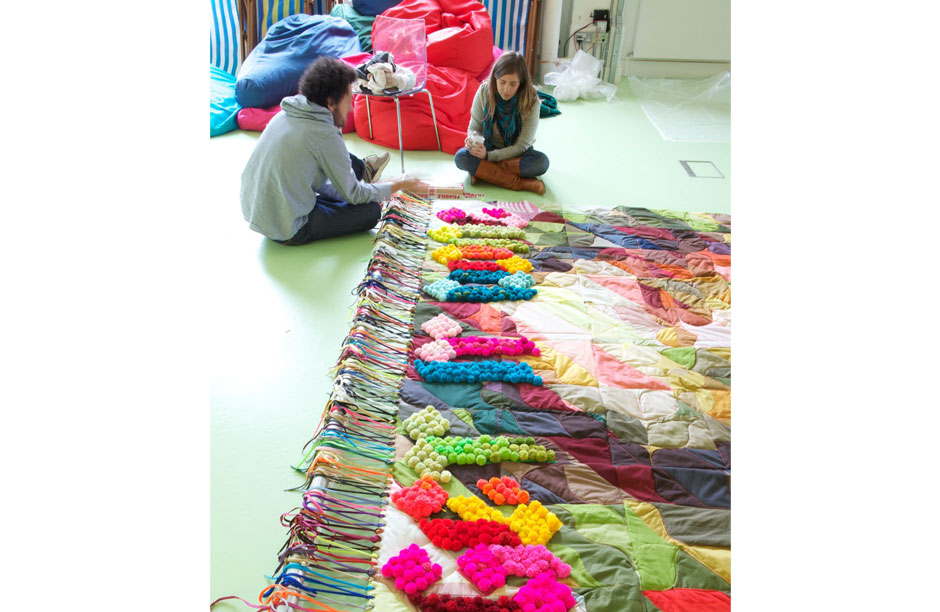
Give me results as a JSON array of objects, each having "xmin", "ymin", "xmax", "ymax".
[
  {"xmin": 414, "ymin": 359, "xmax": 543, "ymax": 385},
  {"xmin": 444, "ymin": 285, "xmax": 537, "ymax": 303},
  {"xmin": 447, "ymin": 269, "xmax": 510, "ymax": 285},
  {"xmin": 498, "ymin": 271, "xmax": 535, "ymax": 289},
  {"xmin": 423, "ymin": 279, "xmax": 462, "ymax": 300}
]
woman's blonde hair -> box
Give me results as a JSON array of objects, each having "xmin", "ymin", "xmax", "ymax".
[{"xmin": 485, "ymin": 52, "xmax": 538, "ymax": 119}]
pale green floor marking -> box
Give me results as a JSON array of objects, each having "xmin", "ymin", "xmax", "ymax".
[{"xmin": 209, "ymin": 79, "xmax": 729, "ymax": 607}]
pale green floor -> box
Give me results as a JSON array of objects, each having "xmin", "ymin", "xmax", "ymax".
[{"xmin": 209, "ymin": 80, "xmax": 729, "ymax": 608}]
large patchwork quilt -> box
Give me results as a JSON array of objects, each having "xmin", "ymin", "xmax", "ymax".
[{"xmin": 246, "ymin": 197, "xmax": 731, "ymax": 612}]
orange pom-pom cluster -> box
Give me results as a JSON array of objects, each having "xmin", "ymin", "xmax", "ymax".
[
  {"xmin": 476, "ymin": 476, "xmax": 530, "ymax": 506},
  {"xmin": 458, "ymin": 245, "xmax": 514, "ymax": 260}
]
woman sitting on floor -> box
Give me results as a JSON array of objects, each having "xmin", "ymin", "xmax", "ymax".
[{"xmin": 454, "ymin": 52, "xmax": 548, "ymax": 195}]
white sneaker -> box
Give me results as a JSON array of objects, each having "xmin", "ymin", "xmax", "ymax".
[{"xmin": 363, "ymin": 152, "xmax": 390, "ymax": 183}]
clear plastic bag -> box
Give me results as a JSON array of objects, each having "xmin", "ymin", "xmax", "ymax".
[
  {"xmin": 627, "ymin": 71, "xmax": 730, "ymax": 142},
  {"xmin": 543, "ymin": 50, "xmax": 617, "ymax": 103}
]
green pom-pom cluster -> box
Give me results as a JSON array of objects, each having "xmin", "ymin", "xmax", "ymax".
[
  {"xmin": 405, "ymin": 438, "xmax": 454, "ymax": 483},
  {"xmin": 403, "ymin": 434, "xmax": 556, "ymax": 482},
  {"xmin": 454, "ymin": 238, "xmax": 529, "ymax": 254},
  {"xmin": 457, "ymin": 224, "xmax": 526, "ymax": 240},
  {"xmin": 402, "ymin": 405, "xmax": 451, "ymax": 440}
]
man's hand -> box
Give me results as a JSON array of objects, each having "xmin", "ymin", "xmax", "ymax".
[{"xmin": 385, "ymin": 177, "xmax": 430, "ymax": 197}]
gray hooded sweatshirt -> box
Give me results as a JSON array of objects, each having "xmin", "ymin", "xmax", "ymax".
[{"xmin": 240, "ymin": 95, "xmax": 392, "ymax": 241}]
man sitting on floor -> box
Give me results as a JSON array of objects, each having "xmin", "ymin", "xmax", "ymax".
[{"xmin": 241, "ymin": 56, "xmax": 427, "ymax": 245}]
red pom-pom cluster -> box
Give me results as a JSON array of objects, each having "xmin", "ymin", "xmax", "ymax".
[
  {"xmin": 380, "ymin": 544, "xmax": 443, "ymax": 596},
  {"xmin": 476, "ymin": 476, "xmax": 531, "ymax": 506},
  {"xmin": 513, "ymin": 572, "xmax": 576, "ymax": 612},
  {"xmin": 450, "ymin": 337, "xmax": 540, "ymax": 359},
  {"xmin": 418, "ymin": 518, "xmax": 522, "ymax": 551},
  {"xmin": 447, "ymin": 260, "xmax": 504, "ymax": 272},
  {"xmin": 456, "ymin": 544, "xmax": 506, "ymax": 595},
  {"xmin": 391, "ymin": 476, "xmax": 448, "ymax": 520},
  {"xmin": 408, "ymin": 593, "xmax": 521, "ymax": 612}
]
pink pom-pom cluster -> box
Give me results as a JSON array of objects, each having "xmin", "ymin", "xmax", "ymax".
[
  {"xmin": 490, "ymin": 545, "xmax": 571, "ymax": 580},
  {"xmin": 381, "ymin": 544, "xmax": 443, "ymax": 595},
  {"xmin": 456, "ymin": 544, "xmax": 507, "ymax": 595},
  {"xmin": 390, "ymin": 476, "xmax": 449, "ymax": 520},
  {"xmin": 415, "ymin": 338, "xmax": 458, "ymax": 362},
  {"xmin": 512, "ymin": 572, "xmax": 576, "ymax": 612},
  {"xmin": 446, "ymin": 336, "xmax": 540, "ymax": 358},
  {"xmin": 421, "ymin": 313, "xmax": 463, "ymax": 339},
  {"xmin": 437, "ymin": 207, "xmax": 467, "ymax": 223},
  {"xmin": 464, "ymin": 211, "xmax": 505, "ymax": 226},
  {"xmin": 483, "ymin": 207, "xmax": 510, "ymax": 219}
]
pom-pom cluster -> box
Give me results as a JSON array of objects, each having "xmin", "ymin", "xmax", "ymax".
[
  {"xmin": 421, "ymin": 313, "xmax": 463, "ymax": 339},
  {"xmin": 455, "ymin": 238, "xmax": 529, "ymax": 254},
  {"xmin": 380, "ymin": 544, "xmax": 443, "ymax": 595},
  {"xmin": 431, "ymin": 244, "xmax": 464, "ymax": 264},
  {"xmin": 444, "ymin": 285, "xmax": 537, "ymax": 303},
  {"xmin": 415, "ymin": 338, "xmax": 458, "ymax": 362},
  {"xmin": 446, "ymin": 495, "xmax": 508, "ymax": 523},
  {"xmin": 483, "ymin": 207, "xmax": 510, "ymax": 219},
  {"xmin": 428, "ymin": 225, "xmax": 461, "ymax": 243},
  {"xmin": 489, "ymin": 545, "xmax": 571, "ymax": 580},
  {"xmin": 448, "ymin": 260, "xmax": 504, "ymax": 272},
  {"xmin": 459, "ymin": 245, "xmax": 515, "ymax": 260},
  {"xmin": 405, "ymin": 437, "xmax": 453, "ymax": 483},
  {"xmin": 513, "ymin": 572, "xmax": 577, "ymax": 612},
  {"xmin": 447, "ymin": 336, "xmax": 540, "ymax": 358},
  {"xmin": 455, "ymin": 224, "xmax": 525, "ymax": 240},
  {"xmin": 391, "ymin": 475, "xmax": 449, "ymax": 520},
  {"xmin": 508, "ymin": 501, "xmax": 563, "ymax": 546},
  {"xmin": 418, "ymin": 518, "xmax": 521, "ymax": 551},
  {"xmin": 437, "ymin": 207, "xmax": 467, "ymax": 223},
  {"xmin": 477, "ymin": 476, "xmax": 530, "ymax": 505},
  {"xmin": 401, "ymin": 405, "xmax": 451, "ymax": 440},
  {"xmin": 495, "ymin": 256, "xmax": 534, "ymax": 274},
  {"xmin": 448, "ymin": 269, "xmax": 510, "ymax": 285},
  {"xmin": 499, "ymin": 213, "xmax": 529, "ymax": 229},
  {"xmin": 414, "ymin": 360, "xmax": 543, "ymax": 385},
  {"xmin": 407, "ymin": 593, "xmax": 522, "ymax": 612},
  {"xmin": 427, "ymin": 434, "xmax": 555, "ymax": 466},
  {"xmin": 498, "ymin": 271, "xmax": 535, "ymax": 289},
  {"xmin": 464, "ymin": 211, "xmax": 506, "ymax": 226},
  {"xmin": 424, "ymin": 278, "xmax": 462, "ymax": 300},
  {"xmin": 456, "ymin": 544, "xmax": 507, "ymax": 595}
]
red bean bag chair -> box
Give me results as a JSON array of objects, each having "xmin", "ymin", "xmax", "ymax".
[
  {"xmin": 381, "ymin": 0, "xmax": 495, "ymax": 77},
  {"xmin": 350, "ymin": 0, "xmax": 496, "ymax": 153}
]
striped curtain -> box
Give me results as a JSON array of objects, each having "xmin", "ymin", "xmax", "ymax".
[
  {"xmin": 256, "ymin": 0, "xmax": 328, "ymax": 41},
  {"xmin": 480, "ymin": 0, "xmax": 531, "ymax": 56},
  {"xmin": 210, "ymin": 0, "xmax": 241, "ymax": 75}
]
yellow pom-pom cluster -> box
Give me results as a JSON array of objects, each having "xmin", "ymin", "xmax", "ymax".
[
  {"xmin": 446, "ymin": 495, "xmax": 506, "ymax": 523},
  {"xmin": 507, "ymin": 500, "xmax": 562, "ymax": 545},
  {"xmin": 431, "ymin": 244, "xmax": 463, "ymax": 264},
  {"xmin": 497, "ymin": 256, "xmax": 534, "ymax": 274},
  {"xmin": 428, "ymin": 226, "xmax": 461, "ymax": 244}
]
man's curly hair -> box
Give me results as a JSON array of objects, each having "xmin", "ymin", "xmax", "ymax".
[{"xmin": 299, "ymin": 57, "xmax": 358, "ymax": 108}]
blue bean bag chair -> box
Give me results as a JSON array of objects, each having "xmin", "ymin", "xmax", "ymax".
[
  {"xmin": 351, "ymin": 0, "xmax": 403, "ymax": 17},
  {"xmin": 210, "ymin": 66, "xmax": 241, "ymax": 137},
  {"xmin": 235, "ymin": 14, "xmax": 362, "ymax": 109}
]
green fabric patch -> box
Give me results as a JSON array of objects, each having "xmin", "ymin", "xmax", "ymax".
[
  {"xmin": 661, "ymin": 347, "xmax": 696, "ymax": 370},
  {"xmin": 330, "ymin": 4, "xmax": 375, "ymax": 52},
  {"xmin": 556, "ymin": 504, "xmax": 633, "ymax": 559},
  {"xmin": 673, "ymin": 549, "xmax": 731, "ymax": 592},
  {"xmin": 546, "ymin": 542, "xmax": 604, "ymax": 588},
  {"xmin": 451, "ymin": 408, "xmax": 477, "ymax": 430},
  {"xmin": 623, "ymin": 503, "xmax": 679, "ymax": 590},
  {"xmin": 420, "ymin": 381, "xmax": 495, "ymax": 411}
]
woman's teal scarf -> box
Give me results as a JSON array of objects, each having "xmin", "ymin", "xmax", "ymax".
[{"xmin": 482, "ymin": 91, "xmax": 521, "ymax": 150}]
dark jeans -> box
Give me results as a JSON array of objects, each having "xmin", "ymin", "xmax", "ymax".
[
  {"xmin": 276, "ymin": 154, "xmax": 381, "ymax": 246},
  {"xmin": 454, "ymin": 147, "xmax": 550, "ymax": 178}
]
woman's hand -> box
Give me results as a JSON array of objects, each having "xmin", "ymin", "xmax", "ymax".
[{"xmin": 469, "ymin": 142, "xmax": 487, "ymax": 159}]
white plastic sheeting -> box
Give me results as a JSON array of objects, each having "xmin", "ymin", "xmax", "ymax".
[
  {"xmin": 544, "ymin": 50, "xmax": 617, "ymax": 103},
  {"xmin": 628, "ymin": 71, "xmax": 730, "ymax": 142}
]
